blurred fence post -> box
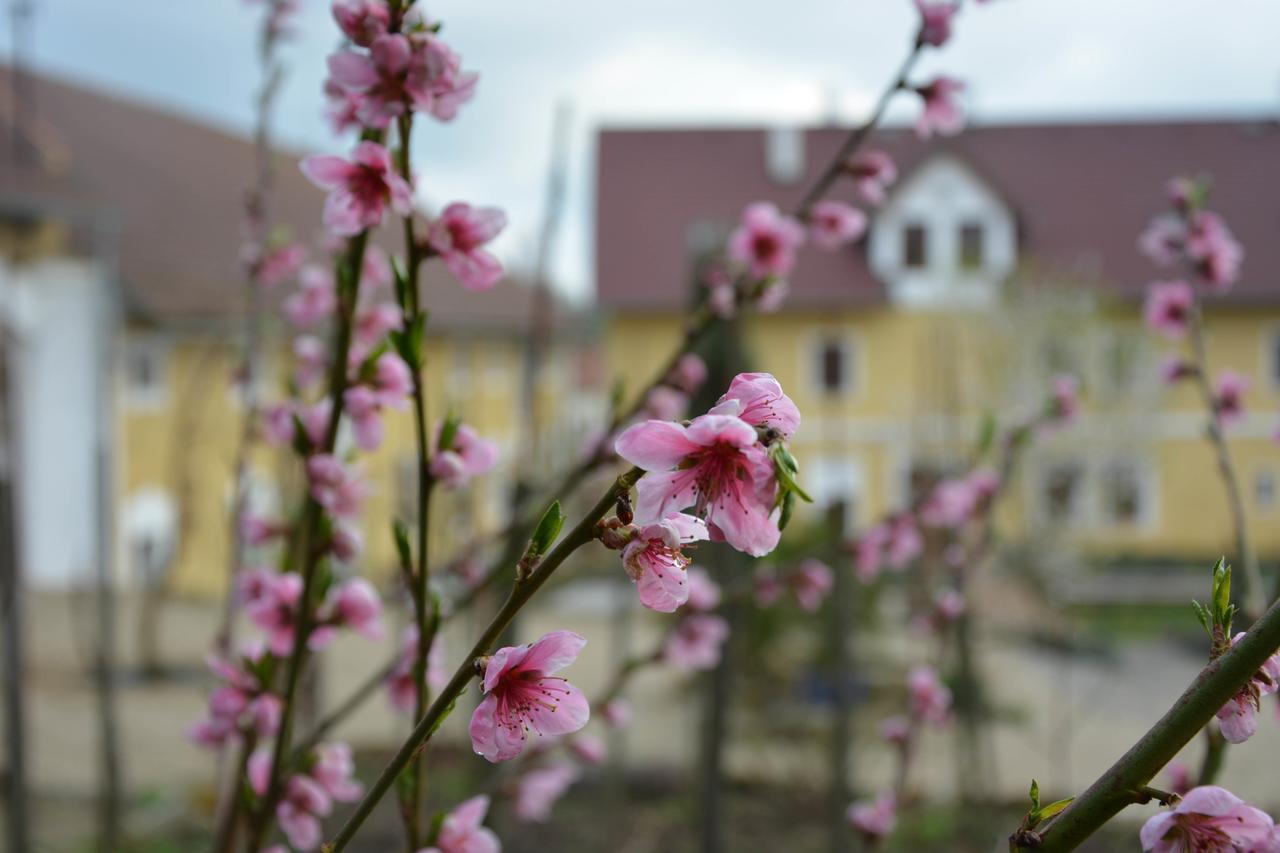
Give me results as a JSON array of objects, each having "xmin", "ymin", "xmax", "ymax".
[
  {"xmin": 0, "ymin": 330, "xmax": 30, "ymax": 853},
  {"xmin": 697, "ymin": 554, "xmax": 739, "ymax": 853},
  {"xmin": 827, "ymin": 501, "xmax": 852, "ymax": 853}
]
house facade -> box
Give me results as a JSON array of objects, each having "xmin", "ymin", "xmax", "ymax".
[{"xmin": 596, "ymin": 121, "xmax": 1280, "ymax": 564}]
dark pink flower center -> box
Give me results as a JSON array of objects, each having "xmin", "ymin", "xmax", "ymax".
[{"xmin": 492, "ymin": 671, "xmax": 574, "ymax": 736}]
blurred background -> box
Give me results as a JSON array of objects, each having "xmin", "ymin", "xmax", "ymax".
[{"xmin": 2, "ymin": 0, "xmax": 1280, "ymax": 851}]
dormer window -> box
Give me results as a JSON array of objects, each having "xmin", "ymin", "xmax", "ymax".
[
  {"xmin": 959, "ymin": 222, "xmax": 984, "ymax": 270},
  {"xmin": 764, "ymin": 127, "xmax": 804, "ymax": 185},
  {"xmin": 903, "ymin": 223, "xmax": 927, "ymax": 269}
]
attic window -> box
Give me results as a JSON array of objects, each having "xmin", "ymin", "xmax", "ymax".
[
  {"xmin": 903, "ymin": 223, "xmax": 928, "ymax": 269},
  {"xmin": 764, "ymin": 127, "xmax": 805, "ymax": 185},
  {"xmin": 959, "ymin": 222, "xmax": 984, "ymax": 270}
]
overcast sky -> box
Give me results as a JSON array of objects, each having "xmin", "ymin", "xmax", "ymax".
[{"xmin": 4, "ymin": 0, "xmax": 1279, "ymax": 300}]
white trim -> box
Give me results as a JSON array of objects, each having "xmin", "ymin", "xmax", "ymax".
[
  {"xmin": 1260, "ymin": 323, "xmax": 1280, "ymax": 391},
  {"xmin": 1096, "ymin": 454, "xmax": 1160, "ymax": 533},
  {"xmin": 1031, "ymin": 455, "xmax": 1088, "ymax": 529},
  {"xmin": 801, "ymin": 327, "xmax": 861, "ymax": 399}
]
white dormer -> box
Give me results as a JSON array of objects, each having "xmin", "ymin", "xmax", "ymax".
[{"xmin": 868, "ymin": 155, "xmax": 1016, "ymax": 309}]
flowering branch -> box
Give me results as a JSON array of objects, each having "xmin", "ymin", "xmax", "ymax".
[
  {"xmin": 321, "ymin": 467, "xmax": 643, "ymax": 852},
  {"xmin": 1007, "ymin": 591, "xmax": 1280, "ymax": 852}
]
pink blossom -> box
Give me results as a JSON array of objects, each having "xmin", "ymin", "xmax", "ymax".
[
  {"xmin": 300, "ymin": 398, "xmax": 333, "ymax": 447},
  {"xmin": 670, "ymin": 353, "xmax": 709, "ymax": 394},
  {"xmin": 880, "ymin": 715, "xmax": 911, "ymax": 745},
  {"xmin": 344, "ymin": 385, "xmax": 385, "ymax": 450},
  {"xmin": 188, "ymin": 645, "xmax": 280, "ymax": 747},
  {"xmin": 353, "ymin": 302, "xmax": 403, "ymax": 354},
  {"xmin": 907, "ymin": 665, "xmax": 952, "ymax": 726},
  {"xmin": 602, "ymin": 699, "xmax": 632, "ymax": 728},
  {"xmin": 727, "ymin": 202, "xmax": 805, "ymax": 279},
  {"xmin": 425, "ymin": 202, "xmax": 507, "ymax": 291},
  {"xmin": 848, "ymin": 793, "xmax": 897, "ymax": 842},
  {"xmin": 311, "ymin": 742, "xmax": 363, "ymax": 802},
  {"xmin": 327, "ymin": 33, "xmax": 474, "ymax": 129},
  {"xmin": 644, "ymin": 386, "xmax": 689, "ymax": 422},
  {"xmin": 431, "ymin": 422, "xmax": 500, "ymax": 489},
  {"xmin": 847, "ymin": 150, "xmax": 897, "ymax": 206},
  {"xmin": 420, "ymin": 795, "xmax": 499, "ymax": 853},
  {"xmin": 886, "ymin": 516, "xmax": 923, "ymax": 568},
  {"xmin": 1144, "ymin": 280, "xmax": 1194, "ymax": 340},
  {"xmin": 245, "ymin": 572, "xmax": 304, "ymax": 656},
  {"xmin": 664, "ymin": 614, "xmax": 730, "ymax": 671},
  {"xmin": 386, "ymin": 625, "xmax": 447, "ymax": 713},
  {"xmin": 1215, "ymin": 632, "xmax": 1280, "ymax": 743},
  {"xmin": 792, "ymin": 559, "xmax": 834, "ymax": 612},
  {"xmin": 915, "ymin": 0, "xmax": 959, "ymax": 47},
  {"xmin": 307, "ymin": 454, "xmax": 366, "ymax": 520},
  {"xmin": 278, "ymin": 773, "xmax": 332, "ymax": 850},
  {"xmin": 260, "ymin": 402, "xmax": 297, "ymax": 447},
  {"xmin": 1049, "ymin": 374, "xmax": 1080, "ymax": 424},
  {"xmin": 1214, "ymin": 370, "xmax": 1249, "ymax": 428},
  {"xmin": 1140, "ymin": 786, "xmax": 1277, "ymax": 852},
  {"xmin": 709, "ymin": 372, "xmax": 801, "ymax": 440},
  {"xmin": 1164, "ymin": 761, "xmax": 1193, "ymax": 797},
  {"xmin": 621, "ymin": 513, "xmax": 710, "ymax": 613},
  {"xmin": 253, "ymin": 242, "xmax": 306, "ymax": 288},
  {"xmin": 330, "ymin": 523, "xmax": 363, "ymax": 563},
  {"xmin": 371, "ymin": 351, "xmax": 413, "ymax": 407},
  {"xmin": 514, "ymin": 763, "xmax": 579, "ymax": 823},
  {"xmin": 708, "ymin": 282, "xmax": 736, "ymax": 318},
  {"xmin": 300, "ymin": 141, "xmax": 412, "ymax": 237},
  {"xmin": 236, "ymin": 567, "xmax": 277, "ymax": 607},
  {"xmin": 325, "ymin": 578, "xmax": 384, "ymax": 641},
  {"xmin": 1186, "ymin": 211, "xmax": 1244, "ymax": 292},
  {"xmin": 754, "ymin": 567, "xmax": 786, "ymax": 606},
  {"xmin": 1161, "ymin": 355, "xmax": 1194, "ymax": 385},
  {"xmin": 284, "ymin": 265, "xmax": 338, "ymax": 328},
  {"xmin": 331, "ymin": 0, "xmax": 388, "ymax": 47},
  {"xmin": 325, "ymin": 78, "xmax": 364, "ymax": 135},
  {"xmin": 686, "ymin": 567, "xmax": 722, "ymax": 612},
  {"xmin": 569, "ymin": 734, "xmax": 607, "ymax": 766},
  {"xmin": 934, "ymin": 589, "xmax": 966, "ymax": 622},
  {"xmin": 241, "ymin": 513, "xmax": 285, "ymax": 547},
  {"xmin": 755, "ymin": 278, "xmax": 790, "ymax": 313},
  {"xmin": 914, "ymin": 76, "xmax": 965, "ymax": 138},
  {"xmin": 616, "ymin": 414, "xmax": 780, "ymax": 557},
  {"xmin": 809, "ymin": 200, "xmax": 867, "ymax": 250},
  {"xmin": 294, "ymin": 335, "xmax": 327, "ymax": 389},
  {"xmin": 1139, "ymin": 215, "xmax": 1185, "ymax": 267},
  {"xmin": 468, "ymin": 631, "xmax": 590, "ymax": 762}
]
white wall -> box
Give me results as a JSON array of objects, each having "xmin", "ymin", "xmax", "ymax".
[{"xmin": 0, "ymin": 257, "xmax": 109, "ymax": 589}]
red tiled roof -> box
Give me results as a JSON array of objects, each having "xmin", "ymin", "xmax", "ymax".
[
  {"xmin": 0, "ymin": 65, "xmax": 559, "ymax": 331},
  {"xmin": 596, "ymin": 120, "xmax": 1280, "ymax": 310}
]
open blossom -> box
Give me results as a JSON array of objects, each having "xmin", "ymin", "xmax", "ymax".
[
  {"xmin": 621, "ymin": 513, "xmax": 709, "ymax": 613},
  {"xmin": 808, "ymin": 200, "xmax": 866, "ymax": 250},
  {"xmin": 514, "ymin": 763, "xmax": 580, "ymax": 823},
  {"xmin": 248, "ymin": 744, "xmax": 361, "ymax": 851},
  {"xmin": 1164, "ymin": 762, "xmax": 1193, "ymax": 797},
  {"xmin": 847, "ymin": 150, "xmax": 897, "ymax": 206},
  {"xmin": 1144, "ymin": 280, "xmax": 1194, "ymax": 340},
  {"xmin": 664, "ymin": 614, "xmax": 730, "ymax": 671},
  {"xmin": 311, "ymin": 742, "xmax": 363, "ymax": 801},
  {"xmin": 710, "ymin": 371, "xmax": 802, "ymax": 441},
  {"xmin": 352, "ymin": 301, "xmax": 403, "ymax": 357},
  {"xmin": 1139, "ymin": 215, "xmax": 1186, "ymax": 267},
  {"xmin": 386, "ymin": 624, "xmax": 447, "ymax": 713},
  {"xmin": 469, "ymin": 631, "xmax": 590, "ymax": 763},
  {"xmin": 848, "ymin": 793, "xmax": 897, "ymax": 842},
  {"xmin": 915, "ymin": 0, "xmax": 959, "ymax": 47},
  {"xmin": 1140, "ymin": 786, "xmax": 1278, "ymax": 852},
  {"xmin": 792, "ymin": 559, "xmax": 834, "ymax": 611},
  {"xmin": 756, "ymin": 278, "xmax": 790, "ymax": 313},
  {"xmin": 1214, "ymin": 370, "xmax": 1249, "ymax": 428},
  {"xmin": 294, "ymin": 335, "xmax": 327, "ymax": 389},
  {"xmin": 1186, "ymin": 211, "xmax": 1244, "ymax": 292},
  {"xmin": 307, "ymin": 454, "xmax": 366, "ymax": 519},
  {"xmin": 907, "ymin": 665, "xmax": 952, "ymax": 725},
  {"xmin": 331, "ymin": 0, "xmax": 389, "ymax": 46},
  {"xmin": 644, "ymin": 386, "xmax": 688, "ymax": 422},
  {"xmin": 426, "ymin": 202, "xmax": 507, "ymax": 291},
  {"xmin": 321, "ymin": 578, "xmax": 385, "ymax": 642},
  {"xmin": 419, "ymin": 795, "xmax": 499, "ymax": 853},
  {"xmin": 251, "ymin": 241, "xmax": 305, "ymax": 288},
  {"xmin": 344, "ymin": 386, "xmax": 386, "ymax": 450},
  {"xmin": 616, "ymin": 413, "xmax": 780, "ymax": 557},
  {"xmin": 431, "ymin": 422, "xmax": 500, "ymax": 489},
  {"xmin": 920, "ymin": 470, "xmax": 997, "ymax": 529},
  {"xmin": 245, "ymin": 571, "xmax": 304, "ymax": 655},
  {"xmin": 914, "ymin": 76, "xmax": 965, "ymax": 138},
  {"xmin": 686, "ymin": 567, "xmax": 722, "ymax": 611},
  {"xmin": 1215, "ymin": 632, "xmax": 1280, "ymax": 743},
  {"xmin": 188, "ymin": 645, "xmax": 281, "ymax": 747},
  {"xmin": 285, "ymin": 265, "xmax": 337, "ymax": 328},
  {"xmin": 727, "ymin": 202, "xmax": 805, "ymax": 279},
  {"xmin": 328, "ymin": 31, "xmax": 477, "ymax": 128},
  {"xmin": 301, "ymin": 141, "xmax": 412, "ymax": 237}
]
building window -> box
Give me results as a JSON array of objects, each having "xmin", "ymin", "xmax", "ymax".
[
  {"xmin": 1042, "ymin": 462, "xmax": 1083, "ymax": 524},
  {"xmin": 1102, "ymin": 462, "xmax": 1146, "ymax": 527},
  {"xmin": 805, "ymin": 455, "xmax": 862, "ymax": 532},
  {"xmin": 903, "ymin": 223, "xmax": 927, "ymax": 269},
  {"xmin": 1256, "ymin": 469, "xmax": 1276, "ymax": 510},
  {"xmin": 124, "ymin": 338, "xmax": 167, "ymax": 407},
  {"xmin": 812, "ymin": 336, "xmax": 852, "ymax": 396},
  {"xmin": 764, "ymin": 126, "xmax": 805, "ymax": 185},
  {"xmin": 958, "ymin": 222, "xmax": 984, "ymax": 270}
]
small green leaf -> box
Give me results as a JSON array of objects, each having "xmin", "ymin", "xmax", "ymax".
[
  {"xmin": 1038, "ymin": 797, "xmax": 1074, "ymax": 821},
  {"xmin": 392, "ymin": 256, "xmax": 409, "ymax": 308},
  {"xmin": 290, "ymin": 413, "xmax": 314, "ymax": 456},
  {"xmin": 609, "ymin": 377, "xmax": 626, "ymax": 416},
  {"xmin": 393, "ymin": 520, "xmax": 412, "ymax": 570},
  {"xmin": 437, "ymin": 410, "xmax": 461, "ymax": 454},
  {"xmin": 1029, "ymin": 779, "xmax": 1041, "ymax": 811},
  {"xmin": 777, "ymin": 489, "xmax": 797, "ymax": 531},
  {"xmin": 527, "ymin": 501, "xmax": 565, "ymax": 558},
  {"xmin": 770, "ymin": 445, "xmax": 813, "ymax": 503},
  {"xmin": 976, "ymin": 412, "xmax": 997, "ymax": 455},
  {"xmin": 1191, "ymin": 600, "xmax": 1213, "ymax": 638}
]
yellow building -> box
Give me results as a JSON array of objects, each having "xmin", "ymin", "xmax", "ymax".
[
  {"xmin": 1, "ymin": 66, "xmax": 597, "ymax": 599},
  {"xmin": 596, "ymin": 122, "xmax": 1280, "ymax": 565}
]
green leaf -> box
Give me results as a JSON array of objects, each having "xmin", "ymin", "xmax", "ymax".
[
  {"xmin": 290, "ymin": 413, "xmax": 314, "ymax": 456},
  {"xmin": 1211, "ymin": 557, "xmax": 1232, "ymax": 629},
  {"xmin": 527, "ymin": 501, "xmax": 565, "ymax": 558},
  {"xmin": 1029, "ymin": 779, "xmax": 1041, "ymax": 811},
  {"xmin": 609, "ymin": 377, "xmax": 626, "ymax": 416},
  {"xmin": 437, "ymin": 410, "xmax": 461, "ymax": 454},
  {"xmin": 777, "ymin": 489, "xmax": 797, "ymax": 531},
  {"xmin": 770, "ymin": 445, "xmax": 813, "ymax": 503},
  {"xmin": 976, "ymin": 412, "xmax": 997, "ymax": 456},
  {"xmin": 1038, "ymin": 797, "xmax": 1074, "ymax": 821},
  {"xmin": 1191, "ymin": 600, "xmax": 1213, "ymax": 638},
  {"xmin": 393, "ymin": 520, "xmax": 412, "ymax": 571},
  {"xmin": 391, "ymin": 256, "xmax": 408, "ymax": 308}
]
